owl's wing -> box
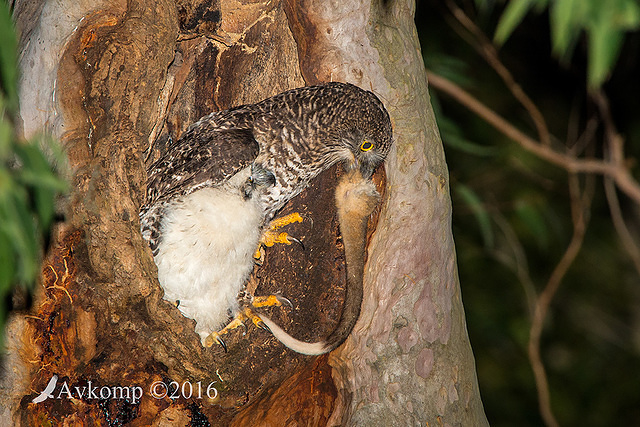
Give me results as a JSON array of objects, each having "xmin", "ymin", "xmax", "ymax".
[{"xmin": 143, "ymin": 126, "xmax": 259, "ymax": 209}]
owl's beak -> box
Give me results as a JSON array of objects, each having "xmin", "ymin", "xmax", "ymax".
[
  {"xmin": 358, "ymin": 158, "xmax": 377, "ymax": 180},
  {"xmin": 344, "ymin": 150, "xmax": 377, "ymax": 179}
]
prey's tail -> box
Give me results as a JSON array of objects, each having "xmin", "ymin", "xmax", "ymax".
[{"xmin": 261, "ymin": 170, "xmax": 380, "ymax": 355}]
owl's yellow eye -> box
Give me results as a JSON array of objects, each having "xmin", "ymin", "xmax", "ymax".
[{"xmin": 360, "ymin": 140, "xmax": 374, "ymax": 151}]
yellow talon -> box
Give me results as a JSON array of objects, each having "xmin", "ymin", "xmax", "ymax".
[
  {"xmin": 204, "ymin": 315, "xmax": 248, "ymax": 349},
  {"xmin": 263, "ymin": 231, "xmax": 293, "ymax": 247},
  {"xmin": 261, "ymin": 212, "xmax": 303, "ymax": 248},
  {"xmin": 204, "ymin": 305, "xmax": 280, "ymax": 350},
  {"xmin": 251, "ymin": 295, "xmax": 283, "ymax": 308},
  {"xmin": 204, "ymin": 332, "xmax": 222, "ymax": 349},
  {"xmin": 267, "ymin": 212, "xmax": 303, "ymax": 230},
  {"xmin": 254, "ymin": 246, "xmax": 265, "ymax": 262},
  {"xmin": 243, "ymin": 307, "xmax": 268, "ymax": 330},
  {"xmin": 254, "ymin": 212, "xmax": 304, "ymax": 260}
]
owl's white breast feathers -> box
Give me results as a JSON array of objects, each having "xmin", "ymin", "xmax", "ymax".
[{"xmin": 153, "ymin": 169, "xmax": 262, "ymax": 343}]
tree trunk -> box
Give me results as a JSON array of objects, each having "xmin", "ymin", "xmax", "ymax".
[{"xmin": 3, "ymin": 0, "xmax": 488, "ymax": 425}]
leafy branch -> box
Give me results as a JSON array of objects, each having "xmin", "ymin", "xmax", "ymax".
[
  {"xmin": 491, "ymin": 0, "xmax": 640, "ymax": 88},
  {"xmin": 0, "ymin": 3, "xmax": 67, "ymax": 332},
  {"xmin": 427, "ymin": 2, "xmax": 640, "ymax": 425}
]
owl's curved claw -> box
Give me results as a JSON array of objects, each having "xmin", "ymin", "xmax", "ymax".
[
  {"xmin": 286, "ymin": 236, "xmax": 305, "ymax": 251},
  {"xmin": 249, "ymin": 295, "xmax": 291, "ymax": 329},
  {"xmin": 216, "ymin": 336, "xmax": 228, "ymax": 353},
  {"xmin": 274, "ymin": 294, "xmax": 293, "ymax": 309},
  {"xmin": 256, "ymin": 320, "xmax": 271, "ymax": 332},
  {"xmin": 204, "ymin": 332, "xmax": 228, "ymax": 352},
  {"xmin": 204, "ymin": 313, "xmax": 250, "ymax": 351}
]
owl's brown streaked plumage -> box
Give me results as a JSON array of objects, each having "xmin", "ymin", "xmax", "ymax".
[{"xmin": 139, "ymin": 82, "xmax": 393, "ymax": 354}]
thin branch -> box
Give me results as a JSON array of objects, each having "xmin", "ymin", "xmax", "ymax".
[
  {"xmin": 569, "ymin": 116, "xmax": 599, "ymax": 157},
  {"xmin": 591, "ymin": 89, "xmax": 640, "ymax": 275},
  {"xmin": 604, "ymin": 177, "xmax": 640, "ymax": 275},
  {"xmin": 528, "ymin": 174, "xmax": 591, "ymax": 427},
  {"xmin": 592, "ymin": 89, "xmax": 625, "ymax": 165},
  {"xmin": 425, "ymin": 71, "xmax": 640, "ymax": 204},
  {"xmin": 445, "ymin": 0, "xmax": 551, "ymax": 147},
  {"xmin": 491, "ymin": 210, "xmax": 537, "ymax": 318}
]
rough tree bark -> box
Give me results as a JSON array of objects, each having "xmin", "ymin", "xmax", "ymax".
[{"xmin": 2, "ymin": 0, "xmax": 488, "ymax": 425}]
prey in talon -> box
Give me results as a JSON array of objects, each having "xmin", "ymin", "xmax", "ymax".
[
  {"xmin": 205, "ymin": 295, "xmax": 293, "ymax": 352},
  {"xmin": 140, "ymin": 82, "xmax": 393, "ymax": 354}
]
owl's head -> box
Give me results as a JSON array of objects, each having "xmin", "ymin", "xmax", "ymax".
[
  {"xmin": 269, "ymin": 82, "xmax": 393, "ymax": 179},
  {"xmin": 333, "ymin": 83, "xmax": 393, "ymax": 179},
  {"xmin": 348, "ymin": 119, "xmax": 393, "ymax": 179}
]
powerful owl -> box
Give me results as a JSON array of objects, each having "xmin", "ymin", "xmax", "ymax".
[{"xmin": 140, "ymin": 82, "xmax": 393, "ymax": 355}]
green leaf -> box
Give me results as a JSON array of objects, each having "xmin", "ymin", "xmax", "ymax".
[
  {"xmin": 34, "ymin": 184, "xmax": 56, "ymax": 232},
  {"xmin": 441, "ymin": 119, "xmax": 498, "ymax": 157},
  {"xmin": 0, "ymin": 190, "xmax": 38, "ymax": 286},
  {"xmin": 550, "ymin": 0, "xmax": 584, "ymax": 56},
  {"xmin": 430, "ymin": 83, "xmax": 497, "ymax": 157},
  {"xmin": 584, "ymin": 0, "xmax": 640, "ymax": 88},
  {"xmin": 618, "ymin": 0, "xmax": 640, "ymax": 28},
  {"xmin": 514, "ymin": 198, "xmax": 549, "ymax": 250},
  {"xmin": 586, "ymin": 25, "xmax": 624, "ymax": 89},
  {"xmin": 494, "ymin": 0, "xmax": 545, "ymax": 45},
  {"xmin": 457, "ymin": 183, "xmax": 495, "ymax": 248},
  {"xmin": 0, "ymin": 117, "xmax": 12, "ymax": 161},
  {"xmin": 496, "ymin": 0, "xmax": 640, "ymax": 88},
  {"xmin": 474, "ymin": 0, "xmax": 489, "ymax": 11},
  {"xmin": 0, "ymin": 231, "xmax": 15, "ymax": 295}
]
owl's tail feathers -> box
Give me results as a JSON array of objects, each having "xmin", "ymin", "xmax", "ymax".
[{"xmin": 260, "ymin": 170, "xmax": 380, "ymax": 356}]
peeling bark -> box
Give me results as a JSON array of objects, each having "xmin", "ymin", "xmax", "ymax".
[{"xmin": 3, "ymin": 0, "xmax": 488, "ymax": 425}]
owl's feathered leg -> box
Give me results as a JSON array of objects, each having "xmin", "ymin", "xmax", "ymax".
[{"xmin": 254, "ymin": 212, "xmax": 304, "ymax": 263}]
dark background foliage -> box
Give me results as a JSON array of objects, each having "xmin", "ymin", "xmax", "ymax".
[{"xmin": 417, "ymin": 0, "xmax": 640, "ymax": 425}]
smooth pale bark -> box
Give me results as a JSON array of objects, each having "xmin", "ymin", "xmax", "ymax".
[
  {"xmin": 281, "ymin": 1, "xmax": 488, "ymax": 424},
  {"xmin": 3, "ymin": 0, "xmax": 487, "ymax": 425}
]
